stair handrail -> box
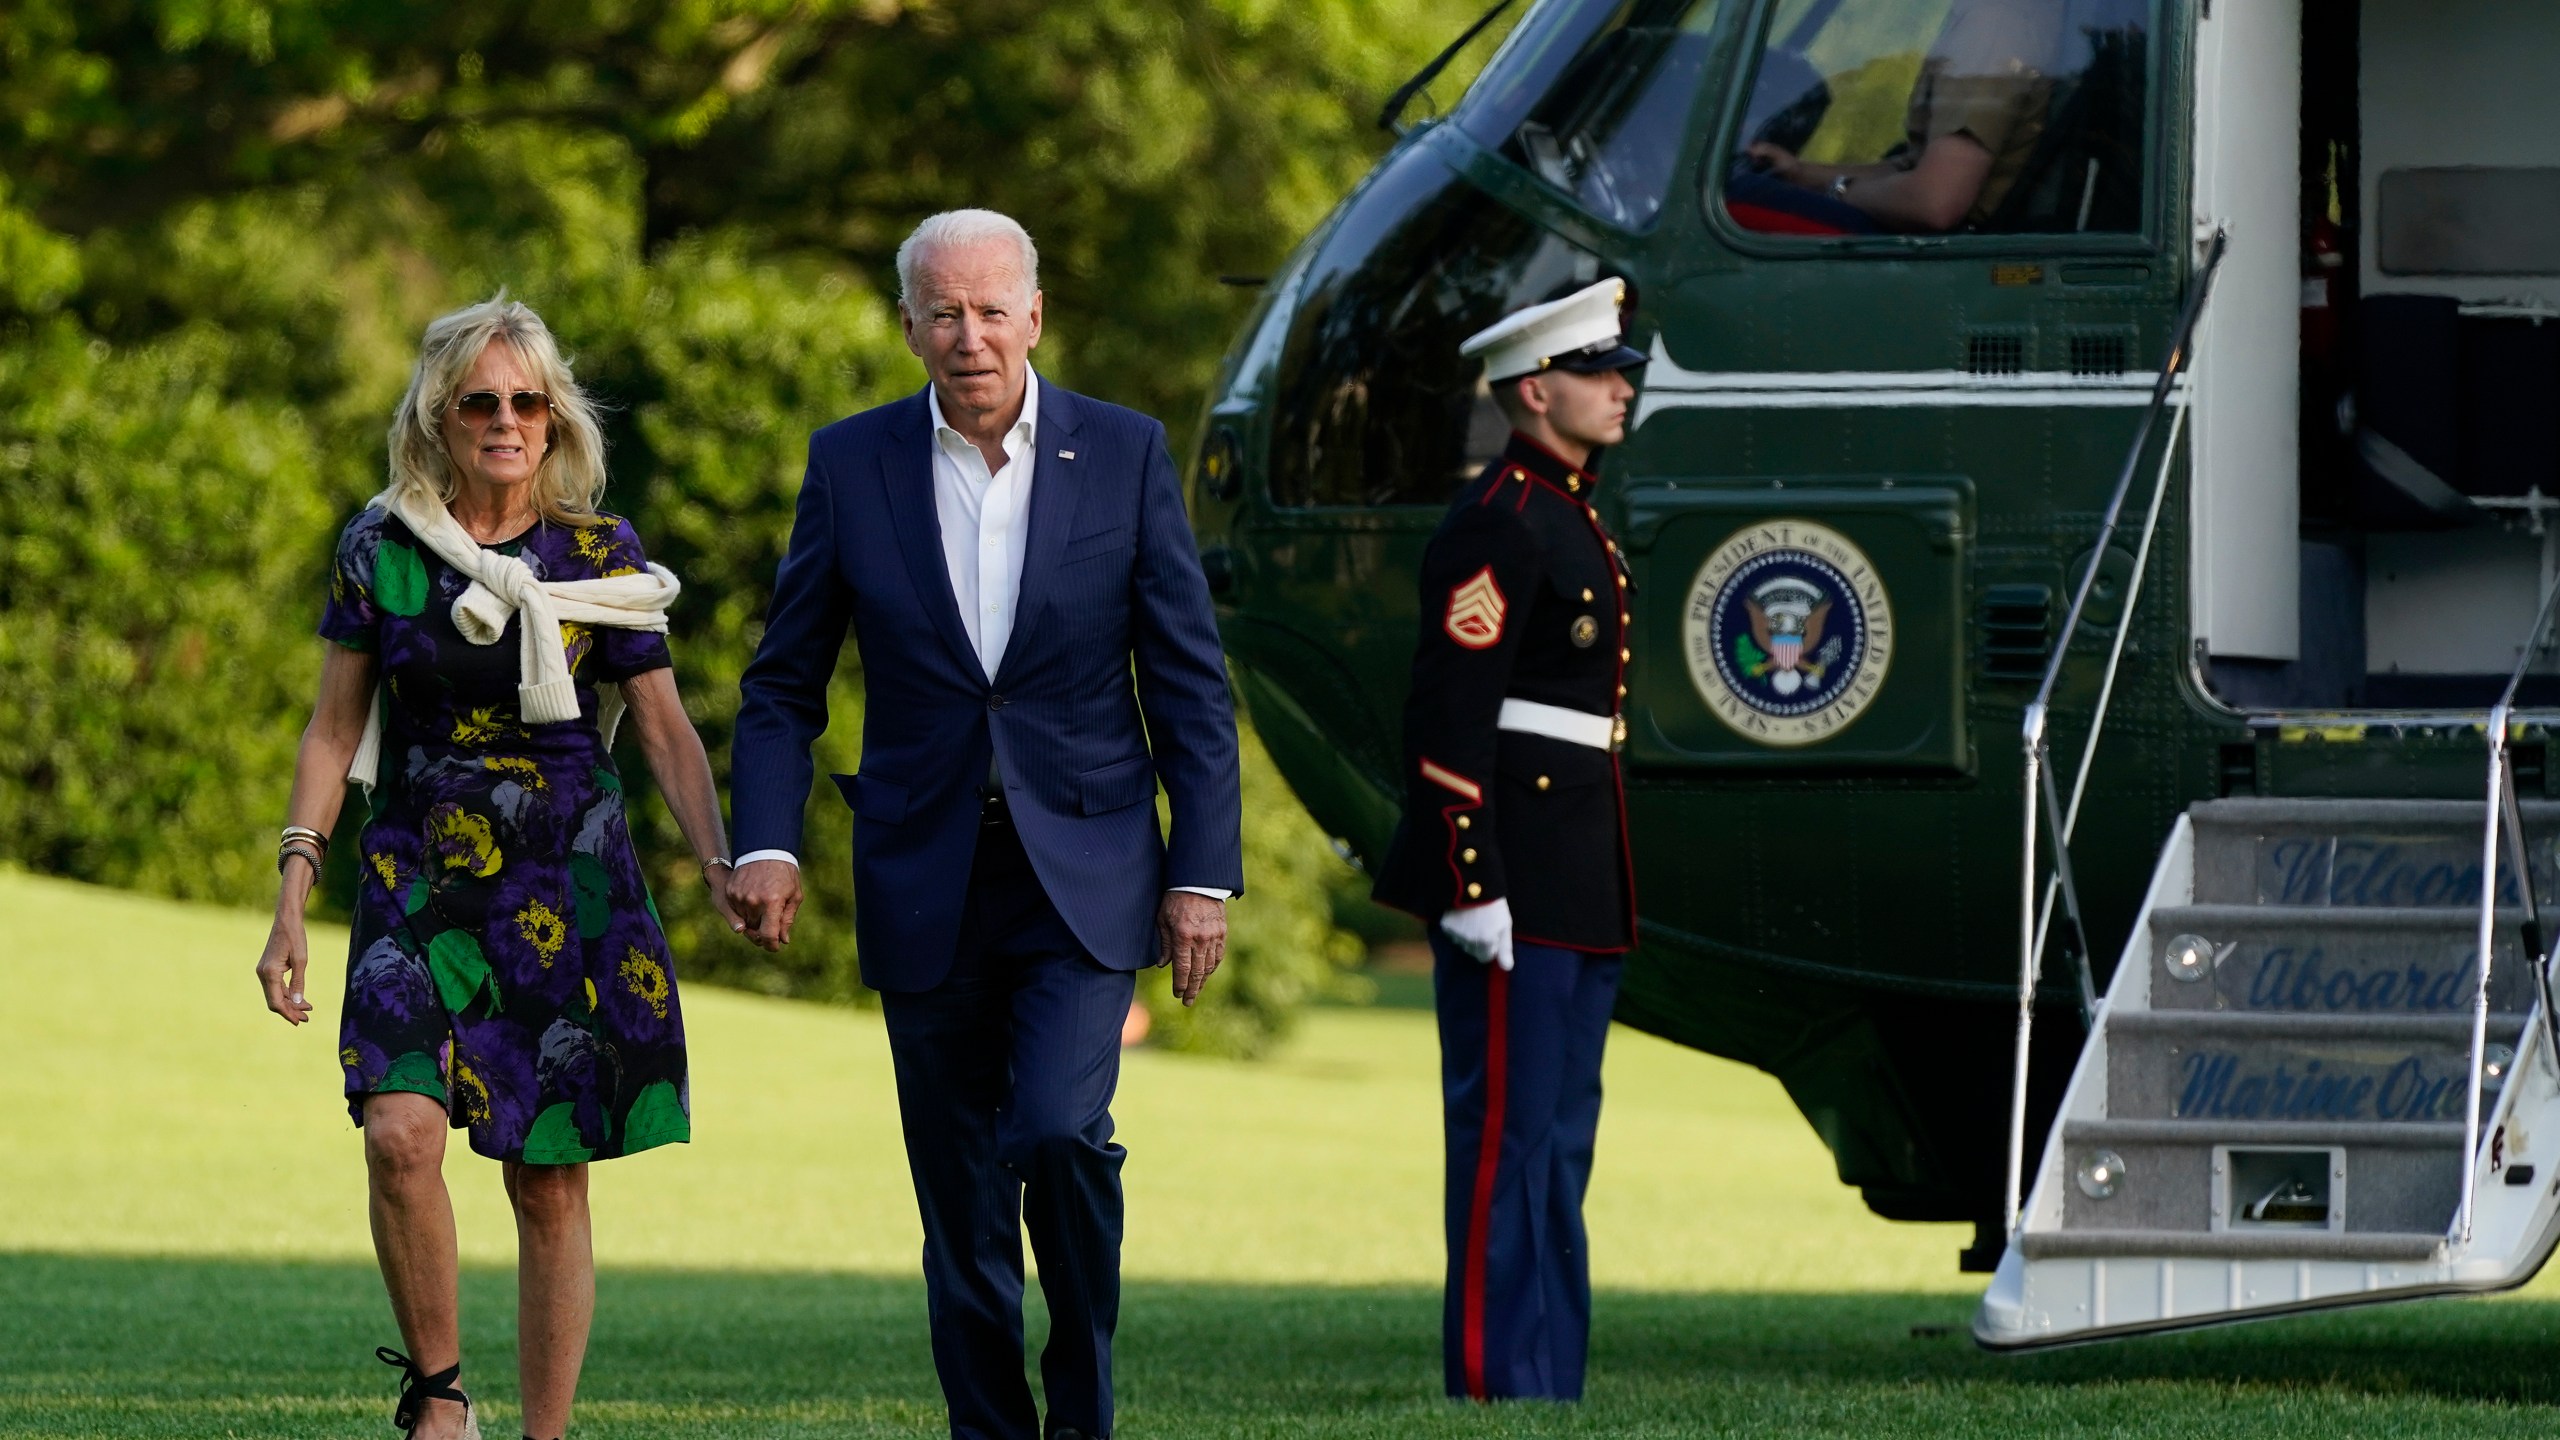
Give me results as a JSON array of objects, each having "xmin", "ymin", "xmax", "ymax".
[
  {"xmin": 2025, "ymin": 403, "xmax": 2194, "ymax": 1009},
  {"xmin": 2460, "ymin": 576, "xmax": 2560, "ymax": 1244},
  {"xmin": 2006, "ymin": 228, "xmax": 2229, "ymax": 1238}
]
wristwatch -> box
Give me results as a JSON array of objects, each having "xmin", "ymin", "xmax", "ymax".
[{"xmin": 1827, "ymin": 173, "xmax": 1854, "ymax": 200}]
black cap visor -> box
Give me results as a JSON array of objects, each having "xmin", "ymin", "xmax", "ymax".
[{"xmin": 1552, "ymin": 340, "xmax": 1648, "ymax": 375}]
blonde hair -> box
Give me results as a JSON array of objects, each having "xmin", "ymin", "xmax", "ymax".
[{"xmin": 383, "ymin": 295, "xmax": 609, "ymax": 524}]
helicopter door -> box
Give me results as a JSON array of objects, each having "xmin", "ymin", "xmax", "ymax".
[
  {"xmin": 2187, "ymin": 0, "xmax": 2300, "ymax": 665},
  {"xmin": 2349, "ymin": 0, "xmax": 2560, "ymax": 697}
]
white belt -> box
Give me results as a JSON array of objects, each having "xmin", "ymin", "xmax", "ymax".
[{"xmin": 1497, "ymin": 697, "xmax": 1616, "ymax": 750}]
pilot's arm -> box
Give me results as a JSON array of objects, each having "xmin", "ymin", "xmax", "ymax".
[{"xmin": 1744, "ymin": 134, "xmax": 1994, "ymax": 234}]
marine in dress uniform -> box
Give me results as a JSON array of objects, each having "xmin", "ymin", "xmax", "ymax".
[{"xmin": 1372, "ymin": 279, "xmax": 1645, "ymax": 1403}]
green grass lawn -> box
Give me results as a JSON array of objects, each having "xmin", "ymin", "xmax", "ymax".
[{"xmin": 7, "ymin": 866, "xmax": 2560, "ymax": 1437}]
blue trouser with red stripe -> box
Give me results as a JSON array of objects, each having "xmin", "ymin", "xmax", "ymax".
[{"xmin": 1433, "ymin": 931, "xmax": 1622, "ymax": 1402}]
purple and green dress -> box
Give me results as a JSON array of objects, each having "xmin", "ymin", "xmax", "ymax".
[{"xmin": 320, "ymin": 505, "xmax": 691, "ymax": 1164}]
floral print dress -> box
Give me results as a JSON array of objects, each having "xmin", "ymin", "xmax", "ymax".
[{"xmin": 321, "ymin": 505, "xmax": 690, "ymax": 1164}]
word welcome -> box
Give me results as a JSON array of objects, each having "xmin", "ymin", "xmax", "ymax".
[{"xmin": 2262, "ymin": 838, "xmax": 2545, "ymax": 908}]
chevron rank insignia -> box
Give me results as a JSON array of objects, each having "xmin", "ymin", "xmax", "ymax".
[{"xmin": 1444, "ymin": 566, "xmax": 1507, "ymax": 650}]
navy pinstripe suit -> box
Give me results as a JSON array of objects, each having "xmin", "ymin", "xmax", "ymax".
[{"xmin": 731, "ymin": 379, "xmax": 1244, "ymax": 1439}]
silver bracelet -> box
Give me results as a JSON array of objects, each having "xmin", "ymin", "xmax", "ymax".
[{"xmin": 700, "ymin": 856, "xmax": 734, "ymax": 877}]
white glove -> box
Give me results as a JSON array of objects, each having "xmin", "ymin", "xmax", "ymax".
[{"xmin": 1440, "ymin": 898, "xmax": 1515, "ymax": 972}]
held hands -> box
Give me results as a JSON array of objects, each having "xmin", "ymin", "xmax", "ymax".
[
  {"xmin": 726, "ymin": 858, "xmax": 803, "ymax": 952},
  {"xmin": 701, "ymin": 860, "xmax": 748, "ymax": 936},
  {"xmin": 1441, "ymin": 898, "xmax": 1515, "ymax": 973},
  {"xmin": 1158, "ymin": 890, "xmax": 1227, "ymax": 1006}
]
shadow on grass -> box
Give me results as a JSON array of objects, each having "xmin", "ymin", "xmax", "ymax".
[{"xmin": 4, "ymin": 1252, "xmax": 2559, "ymax": 1436}]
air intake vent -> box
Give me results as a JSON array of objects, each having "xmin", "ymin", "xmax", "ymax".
[
  {"xmin": 1981, "ymin": 583, "xmax": 2054, "ymax": 679},
  {"xmin": 2069, "ymin": 333, "xmax": 2131, "ymax": 376},
  {"xmin": 1967, "ymin": 332, "xmax": 2027, "ymax": 375}
]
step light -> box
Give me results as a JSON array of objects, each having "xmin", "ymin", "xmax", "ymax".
[
  {"xmin": 2485, "ymin": 1043, "xmax": 2517, "ymax": 1092},
  {"xmin": 2076, "ymin": 1149, "xmax": 2128, "ymax": 1199},
  {"xmin": 2162, "ymin": 933, "xmax": 2216, "ymax": 984}
]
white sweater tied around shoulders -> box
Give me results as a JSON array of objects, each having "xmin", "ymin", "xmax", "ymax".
[{"xmin": 347, "ymin": 490, "xmax": 682, "ymax": 794}]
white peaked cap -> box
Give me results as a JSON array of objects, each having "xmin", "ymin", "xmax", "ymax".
[{"xmin": 1459, "ymin": 278, "xmax": 1642, "ymax": 384}]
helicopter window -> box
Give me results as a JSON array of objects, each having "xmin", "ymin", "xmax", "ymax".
[
  {"xmin": 1268, "ymin": 153, "xmax": 1607, "ymax": 509},
  {"xmin": 1457, "ymin": 0, "xmax": 1726, "ymax": 232},
  {"xmin": 1723, "ymin": 0, "xmax": 2152, "ymax": 238}
]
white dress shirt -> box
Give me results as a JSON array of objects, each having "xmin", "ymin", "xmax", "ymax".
[
  {"xmin": 933, "ymin": 369, "xmax": 1041, "ymax": 679},
  {"xmin": 736, "ymin": 376, "xmax": 1227, "ymax": 902}
]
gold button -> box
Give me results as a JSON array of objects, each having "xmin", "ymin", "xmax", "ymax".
[
  {"xmin": 1567, "ymin": 477, "xmax": 1581, "ymax": 492},
  {"xmin": 1536, "ymin": 775, "xmax": 1551, "ymax": 791},
  {"xmin": 1462, "ymin": 848, "xmax": 1478, "ymax": 863},
  {"xmin": 1618, "ymin": 684, "xmax": 1628, "ymax": 698},
  {"xmin": 1617, "ymin": 575, "xmax": 1628, "ymax": 589},
  {"xmin": 1456, "ymin": 815, "xmax": 1471, "ymax": 830},
  {"xmin": 1620, "ymin": 612, "xmax": 1630, "ymax": 625},
  {"xmin": 1620, "ymin": 648, "xmax": 1631, "ymax": 661},
  {"xmin": 1607, "ymin": 541, "xmax": 1618, "ymax": 554},
  {"xmin": 1581, "ymin": 588, "xmax": 1593, "ymax": 602},
  {"xmin": 1467, "ymin": 882, "xmax": 1483, "ymax": 899}
]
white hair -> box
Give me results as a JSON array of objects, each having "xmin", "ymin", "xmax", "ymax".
[{"xmin": 895, "ymin": 209, "xmax": 1040, "ymax": 314}]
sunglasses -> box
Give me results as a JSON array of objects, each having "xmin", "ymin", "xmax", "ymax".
[{"xmin": 449, "ymin": 390, "xmax": 553, "ymax": 425}]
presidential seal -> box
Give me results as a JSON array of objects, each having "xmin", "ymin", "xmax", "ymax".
[{"xmin": 1683, "ymin": 521, "xmax": 1892, "ymax": 746}]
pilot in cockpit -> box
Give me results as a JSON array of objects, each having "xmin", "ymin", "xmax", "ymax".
[{"xmin": 1738, "ymin": 0, "xmax": 2068, "ymax": 235}]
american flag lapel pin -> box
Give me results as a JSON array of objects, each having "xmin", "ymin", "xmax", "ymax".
[{"xmin": 1059, "ymin": 450, "xmax": 1076, "ymax": 460}]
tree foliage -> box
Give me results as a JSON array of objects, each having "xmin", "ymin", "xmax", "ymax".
[
  {"xmin": 0, "ymin": 0, "xmax": 1509, "ymax": 1049},
  {"xmin": 1, "ymin": 0, "xmax": 1505, "ymax": 425}
]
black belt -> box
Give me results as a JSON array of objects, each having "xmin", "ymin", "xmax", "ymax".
[{"xmin": 980, "ymin": 791, "xmax": 1012, "ymax": 826}]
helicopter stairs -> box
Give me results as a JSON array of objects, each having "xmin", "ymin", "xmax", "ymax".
[{"xmin": 1975, "ymin": 797, "xmax": 2560, "ymax": 1348}]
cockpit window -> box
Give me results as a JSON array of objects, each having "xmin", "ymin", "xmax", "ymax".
[
  {"xmin": 1458, "ymin": 0, "xmax": 1726, "ymax": 232},
  {"xmin": 1721, "ymin": 0, "xmax": 2152, "ymax": 239},
  {"xmin": 1267, "ymin": 147, "xmax": 1610, "ymax": 509}
]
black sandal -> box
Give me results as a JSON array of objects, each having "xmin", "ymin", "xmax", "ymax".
[{"xmin": 376, "ymin": 1347, "xmax": 480, "ymax": 1437}]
